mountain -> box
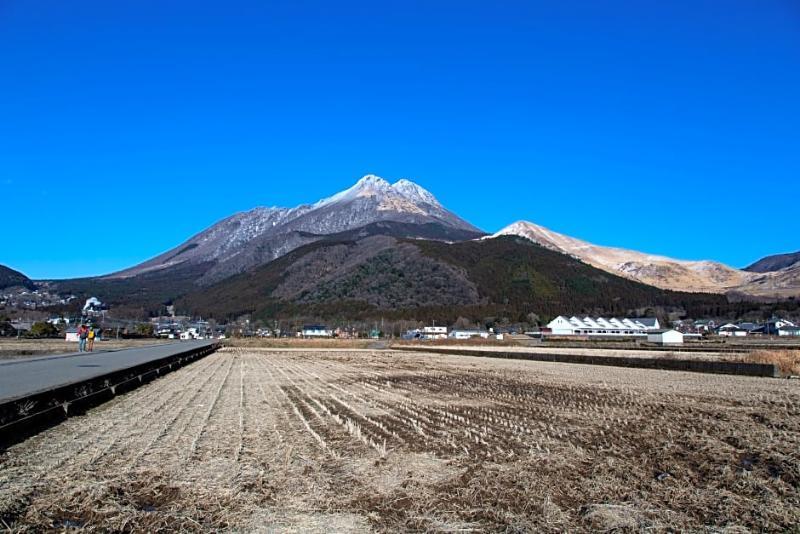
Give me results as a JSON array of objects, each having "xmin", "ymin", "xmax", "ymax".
[
  {"xmin": 108, "ymin": 175, "xmax": 482, "ymax": 285},
  {"xmin": 493, "ymin": 221, "xmax": 755, "ymax": 293},
  {"xmin": 42, "ymin": 176, "xmax": 797, "ymax": 315},
  {"xmin": 177, "ymin": 233, "xmax": 728, "ymax": 322},
  {"xmin": 736, "ymin": 263, "xmax": 800, "ymax": 299},
  {"xmin": 744, "ymin": 251, "xmax": 800, "ymax": 273},
  {"xmin": 0, "ymin": 265, "xmax": 35, "ymax": 291}
]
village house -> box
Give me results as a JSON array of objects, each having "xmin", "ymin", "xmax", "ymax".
[
  {"xmin": 448, "ymin": 329, "xmax": 490, "ymax": 340},
  {"xmin": 422, "ymin": 326, "xmax": 448, "ymax": 339},
  {"xmin": 301, "ymin": 325, "xmax": 333, "ymax": 338},
  {"xmin": 546, "ymin": 316, "xmax": 660, "ymax": 337},
  {"xmin": 717, "ymin": 323, "xmax": 747, "ymax": 337},
  {"xmin": 736, "ymin": 322, "xmax": 760, "ymax": 333},
  {"xmin": 748, "ymin": 318, "xmax": 797, "ymax": 336},
  {"xmin": 692, "ymin": 319, "xmax": 720, "ymax": 333}
]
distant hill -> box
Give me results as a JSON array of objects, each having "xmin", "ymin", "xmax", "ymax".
[
  {"xmin": 0, "ymin": 265, "xmax": 35, "ymax": 291},
  {"xmin": 744, "ymin": 251, "xmax": 800, "ymax": 273},
  {"xmin": 494, "ymin": 221, "xmax": 752, "ymax": 293},
  {"xmin": 495, "ymin": 221, "xmax": 800, "ymax": 298},
  {"xmin": 176, "ymin": 234, "xmax": 728, "ymax": 323}
]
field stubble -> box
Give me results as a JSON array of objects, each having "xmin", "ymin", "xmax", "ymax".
[{"xmin": 0, "ymin": 348, "xmax": 798, "ymax": 532}]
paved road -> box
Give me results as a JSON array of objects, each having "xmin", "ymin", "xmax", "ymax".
[{"xmin": 0, "ymin": 340, "xmax": 217, "ymax": 404}]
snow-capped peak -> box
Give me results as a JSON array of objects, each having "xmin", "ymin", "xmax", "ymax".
[
  {"xmin": 356, "ymin": 174, "xmax": 391, "ymax": 188},
  {"xmin": 314, "ymin": 174, "xmax": 442, "ymax": 210},
  {"xmin": 392, "ymin": 179, "xmax": 441, "ymax": 206},
  {"xmin": 313, "ymin": 174, "xmax": 390, "ymax": 207}
]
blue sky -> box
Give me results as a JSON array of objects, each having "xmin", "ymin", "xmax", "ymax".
[{"xmin": 1, "ymin": 0, "xmax": 798, "ymax": 279}]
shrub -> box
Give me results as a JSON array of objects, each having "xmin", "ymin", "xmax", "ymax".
[
  {"xmin": 744, "ymin": 350, "xmax": 800, "ymax": 376},
  {"xmin": 27, "ymin": 321, "xmax": 59, "ymax": 338}
]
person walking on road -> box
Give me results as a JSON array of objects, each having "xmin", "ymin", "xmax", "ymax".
[
  {"xmin": 78, "ymin": 324, "xmax": 89, "ymax": 352},
  {"xmin": 87, "ymin": 326, "xmax": 96, "ymax": 352}
]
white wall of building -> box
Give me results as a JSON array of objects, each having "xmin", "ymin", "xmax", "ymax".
[
  {"xmin": 647, "ymin": 330, "xmax": 684, "ymax": 344},
  {"xmin": 302, "ymin": 327, "xmax": 333, "ymax": 337}
]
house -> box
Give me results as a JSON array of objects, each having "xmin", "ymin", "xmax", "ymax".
[
  {"xmin": 545, "ymin": 316, "xmax": 660, "ymax": 337},
  {"xmin": 746, "ymin": 319, "xmax": 797, "ymax": 336},
  {"xmin": 647, "ymin": 329, "xmax": 684, "ymax": 345},
  {"xmin": 422, "ymin": 326, "xmax": 448, "ymax": 339},
  {"xmin": 778, "ymin": 326, "xmax": 800, "ymax": 337},
  {"xmin": 448, "ymin": 329, "xmax": 490, "ymax": 340},
  {"xmin": 717, "ymin": 323, "xmax": 747, "ymax": 337},
  {"xmin": 765, "ymin": 319, "xmax": 796, "ymax": 335},
  {"xmin": 302, "ymin": 325, "xmax": 333, "ymax": 338},
  {"xmin": 693, "ymin": 319, "xmax": 719, "ymax": 333},
  {"xmin": 156, "ymin": 323, "xmax": 180, "ymax": 338},
  {"xmin": 180, "ymin": 327, "xmax": 204, "ymax": 340}
]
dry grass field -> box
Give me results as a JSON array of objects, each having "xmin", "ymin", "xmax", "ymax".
[{"xmin": 1, "ymin": 348, "xmax": 798, "ymax": 531}]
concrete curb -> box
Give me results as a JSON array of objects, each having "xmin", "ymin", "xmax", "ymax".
[{"xmin": 0, "ymin": 342, "xmax": 220, "ymax": 448}]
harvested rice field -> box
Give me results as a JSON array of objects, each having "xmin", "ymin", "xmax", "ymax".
[{"xmin": 1, "ymin": 348, "xmax": 798, "ymax": 532}]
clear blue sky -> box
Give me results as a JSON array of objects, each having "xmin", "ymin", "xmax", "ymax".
[{"xmin": 1, "ymin": 0, "xmax": 798, "ymax": 279}]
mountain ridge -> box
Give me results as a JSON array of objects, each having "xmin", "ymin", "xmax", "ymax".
[
  {"xmin": 106, "ymin": 175, "xmax": 482, "ymax": 285},
  {"xmin": 0, "ymin": 265, "xmax": 35, "ymax": 291},
  {"xmin": 176, "ymin": 233, "xmax": 729, "ymax": 322},
  {"xmin": 494, "ymin": 221, "xmax": 799, "ymax": 297},
  {"xmin": 35, "ymin": 175, "xmax": 798, "ymax": 314},
  {"xmin": 744, "ymin": 251, "xmax": 800, "ymax": 273}
]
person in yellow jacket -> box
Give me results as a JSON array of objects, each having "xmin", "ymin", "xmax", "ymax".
[{"xmin": 87, "ymin": 327, "xmax": 96, "ymax": 352}]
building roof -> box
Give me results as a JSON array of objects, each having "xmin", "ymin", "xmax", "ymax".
[{"xmin": 554, "ymin": 316, "xmax": 658, "ymax": 331}]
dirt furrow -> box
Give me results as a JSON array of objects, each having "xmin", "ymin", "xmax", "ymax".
[{"xmin": 124, "ymin": 353, "xmax": 234, "ymax": 472}]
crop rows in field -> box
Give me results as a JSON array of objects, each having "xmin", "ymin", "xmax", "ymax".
[{"xmin": 1, "ymin": 348, "xmax": 798, "ymax": 532}]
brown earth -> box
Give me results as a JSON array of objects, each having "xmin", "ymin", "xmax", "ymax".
[{"xmin": 1, "ymin": 349, "xmax": 798, "ymax": 531}]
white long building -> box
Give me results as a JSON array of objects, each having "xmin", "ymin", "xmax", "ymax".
[{"xmin": 547, "ymin": 316, "xmax": 660, "ymax": 336}]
